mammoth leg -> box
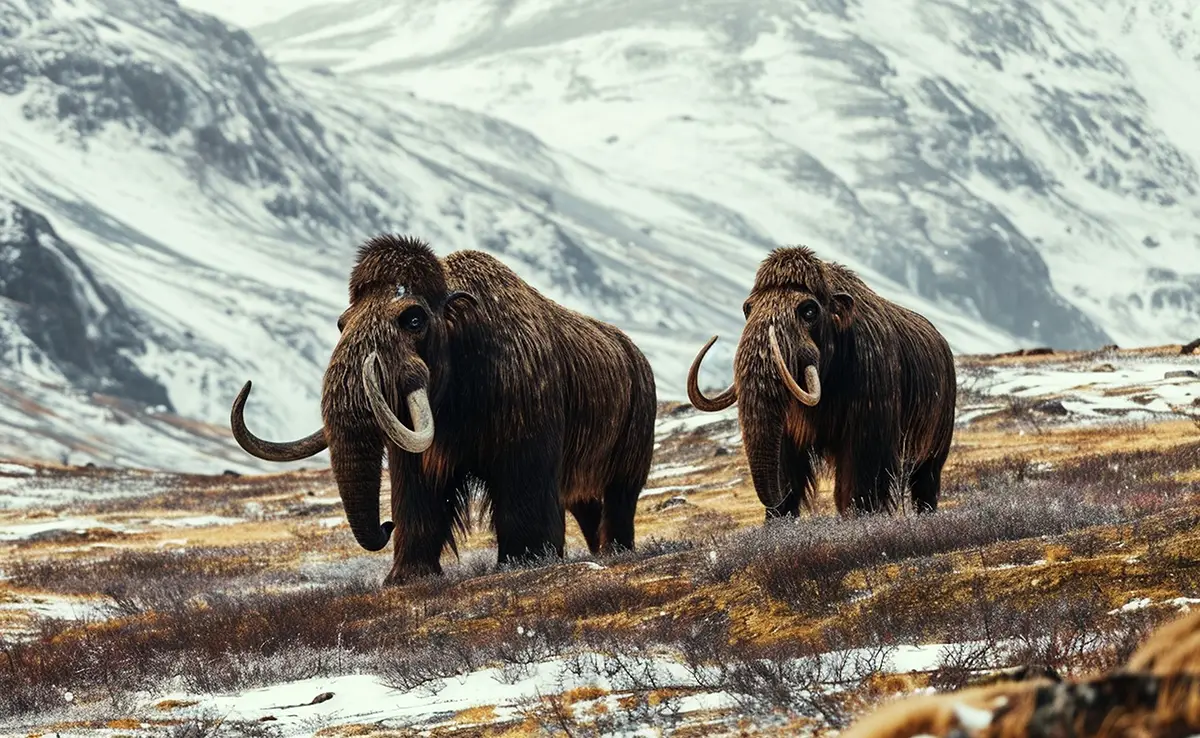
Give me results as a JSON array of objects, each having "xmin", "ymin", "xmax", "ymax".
[
  {"xmin": 569, "ymin": 499, "xmax": 603, "ymax": 555},
  {"xmin": 909, "ymin": 448, "xmax": 948, "ymax": 513},
  {"xmin": 766, "ymin": 436, "xmax": 816, "ymax": 521},
  {"xmin": 598, "ymin": 478, "xmax": 638, "ymax": 555},
  {"xmin": 383, "ymin": 461, "xmax": 464, "ymax": 586},
  {"xmin": 833, "ymin": 443, "xmax": 897, "ymax": 515},
  {"xmin": 488, "ymin": 449, "xmax": 566, "ymax": 566},
  {"xmin": 831, "ymin": 450, "xmax": 855, "ymax": 515},
  {"xmin": 597, "ymin": 391, "xmax": 652, "ymax": 555}
]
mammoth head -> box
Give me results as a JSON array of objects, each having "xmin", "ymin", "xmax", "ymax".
[
  {"xmin": 687, "ymin": 246, "xmax": 856, "ymax": 412},
  {"xmin": 229, "ymin": 234, "xmax": 477, "ymax": 552},
  {"xmin": 685, "ymin": 246, "xmax": 856, "ymax": 508}
]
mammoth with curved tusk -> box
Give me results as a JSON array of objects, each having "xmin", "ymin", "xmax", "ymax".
[
  {"xmin": 230, "ymin": 234, "xmax": 656, "ymax": 584},
  {"xmin": 687, "ymin": 246, "xmax": 956, "ymax": 518}
]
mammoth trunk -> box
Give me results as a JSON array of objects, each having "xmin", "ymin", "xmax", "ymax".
[
  {"xmin": 322, "ymin": 359, "xmax": 394, "ymax": 552},
  {"xmin": 739, "ymin": 387, "xmax": 788, "ymax": 510}
]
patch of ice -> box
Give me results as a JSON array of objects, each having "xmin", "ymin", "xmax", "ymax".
[
  {"xmin": 301, "ymin": 495, "xmax": 341, "ymax": 507},
  {"xmin": 155, "ymin": 657, "xmax": 685, "ymax": 736},
  {"xmin": 1109, "ymin": 597, "xmax": 1154, "ymax": 614},
  {"xmin": 1167, "ymin": 597, "xmax": 1200, "ymax": 611},
  {"xmin": 988, "ymin": 558, "xmax": 1048, "ymax": 571},
  {"xmin": 147, "ymin": 515, "xmax": 245, "ymax": 528},
  {"xmin": 639, "ymin": 484, "xmax": 699, "ymax": 498},
  {"xmin": 654, "ymin": 407, "xmax": 739, "ymax": 439},
  {"xmin": 648, "ymin": 463, "xmax": 707, "ymax": 480},
  {"xmin": 0, "ymin": 517, "xmax": 131, "ymax": 542},
  {"xmin": 0, "ymin": 593, "xmax": 109, "ymax": 635},
  {"xmin": 149, "ymin": 638, "xmax": 995, "ymax": 737},
  {"xmin": 954, "ymin": 405, "xmax": 1005, "ymax": 425},
  {"xmin": 0, "ymin": 469, "xmax": 176, "ymax": 511}
]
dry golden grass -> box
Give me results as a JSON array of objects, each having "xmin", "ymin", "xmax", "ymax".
[
  {"xmin": 153, "ymin": 700, "xmax": 198, "ymax": 711},
  {"xmin": 560, "ymin": 685, "xmax": 609, "ymax": 705},
  {"xmin": 452, "ymin": 705, "xmax": 498, "ymax": 724}
]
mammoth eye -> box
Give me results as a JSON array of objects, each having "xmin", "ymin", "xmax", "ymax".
[
  {"xmin": 399, "ymin": 305, "xmax": 428, "ymax": 333},
  {"xmin": 798, "ymin": 300, "xmax": 820, "ymax": 323}
]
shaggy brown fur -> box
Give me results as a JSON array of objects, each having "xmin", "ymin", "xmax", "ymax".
[
  {"xmin": 841, "ymin": 673, "xmax": 1200, "ymax": 738},
  {"xmin": 687, "ymin": 246, "xmax": 957, "ymax": 515},
  {"xmin": 231, "ymin": 235, "xmax": 656, "ymax": 584},
  {"xmin": 837, "ymin": 680, "xmax": 1049, "ymax": 738},
  {"xmin": 969, "ymin": 665, "xmax": 1063, "ymax": 688},
  {"xmin": 1122, "ymin": 609, "xmax": 1200, "ymax": 675}
]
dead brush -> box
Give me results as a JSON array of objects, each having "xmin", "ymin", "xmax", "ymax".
[
  {"xmin": 7, "ymin": 548, "xmax": 273, "ymax": 597},
  {"xmin": 704, "ymin": 476, "xmax": 1134, "ymax": 598},
  {"xmin": 559, "ymin": 574, "xmax": 657, "ymax": 619},
  {"xmin": 0, "ymin": 581, "xmax": 385, "ymax": 716},
  {"xmin": 1, "ymin": 424, "xmax": 1195, "ymax": 727}
]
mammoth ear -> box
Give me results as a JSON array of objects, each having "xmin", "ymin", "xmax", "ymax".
[
  {"xmin": 445, "ymin": 290, "xmax": 478, "ymax": 309},
  {"xmin": 443, "ymin": 291, "xmax": 478, "ymax": 325},
  {"xmin": 830, "ymin": 292, "xmax": 855, "ymax": 330}
]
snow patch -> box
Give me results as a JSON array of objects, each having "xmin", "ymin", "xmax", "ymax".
[{"xmin": 0, "ymin": 517, "xmax": 131, "ymax": 542}]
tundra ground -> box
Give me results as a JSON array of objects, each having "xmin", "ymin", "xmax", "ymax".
[{"xmin": 0, "ymin": 344, "xmax": 1196, "ymax": 737}]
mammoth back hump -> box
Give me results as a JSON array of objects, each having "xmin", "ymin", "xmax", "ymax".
[{"xmin": 443, "ymin": 254, "xmax": 650, "ymax": 430}]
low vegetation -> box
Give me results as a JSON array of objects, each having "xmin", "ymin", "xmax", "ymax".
[{"xmin": 0, "ymin": 346, "xmax": 1196, "ymax": 736}]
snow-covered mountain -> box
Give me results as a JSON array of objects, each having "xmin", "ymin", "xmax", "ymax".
[
  {"xmin": 0, "ymin": 0, "xmax": 1196, "ymax": 471},
  {"xmin": 240, "ymin": 0, "xmax": 1200, "ymax": 346}
]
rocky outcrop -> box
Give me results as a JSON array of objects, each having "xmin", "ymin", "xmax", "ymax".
[{"xmin": 0, "ymin": 198, "xmax": 170, "ymax": 408}]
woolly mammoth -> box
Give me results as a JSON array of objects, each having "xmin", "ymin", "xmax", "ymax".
[
  {"xmin": 231, "ymin": 235, "xmax": 657, "ymax": 584},
  {"xmin": 687, "ymin": 246, "xmax": 956, "ymax": 517}
]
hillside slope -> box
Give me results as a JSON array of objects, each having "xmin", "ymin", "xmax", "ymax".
[
  {"xmin": 2, "ymin": 0, "xmax": 1198, "ymax": 471},
  {"xmin": 244, "ymin": 0, "xmax": 1200, "ymax": 349},
  {"xmin": 0, "ymin": 0, "xmax": 1032, "ymax": 470}
]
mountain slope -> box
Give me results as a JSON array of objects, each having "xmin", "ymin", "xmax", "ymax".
[
  {"xmin": 242, "ymin": 0, "xmax": 1200, "ymax": 349},
  {"xmin": 4, "ymin": 0, "xmax": 1196, "ymax": 470},
  {"xmin": 0, "ymin": 0, "xmax": 1034, "ymax": 470}
]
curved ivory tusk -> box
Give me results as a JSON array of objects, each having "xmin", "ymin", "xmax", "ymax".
[
  {"xmin": 362, "ymin": 352, "xmax": 435, "ymax": 453},
  {"xmin": 767, "ymin": 325, "xmax": 821, "ymax": 406},
  {"xmin": 230, "ymin": 380, "xmax": 328, "ymax": 461},
  {"xmin": 687, "ymin": 335, "xmax": 737, "ymax": 412}
]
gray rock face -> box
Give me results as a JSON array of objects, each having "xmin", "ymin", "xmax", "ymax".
[
  {"xmin": 0, "ymin": 0, "xmax": 396, "ymax": 240},
  {"xmin": 0, "ymin": 197, "xmax": 170, "ymax": 408}
]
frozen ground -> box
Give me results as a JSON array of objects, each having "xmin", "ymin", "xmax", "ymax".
[
  {"xmin": 151, "ymin": 644, "xmax": 962, "ymax": 736},
  {"xmin": 956, "ymin": 350, "xmax": 1200, "ymax": 426},
  {"xmin": 0, "ymin": 348, "xmax": 1195, "ymax": 736}
]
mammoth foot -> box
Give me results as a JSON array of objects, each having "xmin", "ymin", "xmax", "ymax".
[{"xmin": 382, "ymin": 560, "xmax": 443, "ymax": 587}]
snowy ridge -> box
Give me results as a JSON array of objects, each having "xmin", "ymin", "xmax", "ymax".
[
  {"xmin": 0, "ymin": 0, "xmax": 1197, "ymax": 470},
  {"xmin": 244, "ymin": 0, "xmax": 1199, "ymax": 348}
]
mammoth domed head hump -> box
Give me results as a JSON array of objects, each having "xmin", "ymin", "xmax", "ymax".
[
  {"xmin": 751, "ymin": 246, "xmax": 833, "ymax": 303},
  {"xmin": 349, "ymin": 234, "xmax": 449, "ymax": 306},
  {"xmin": 741, "ymin": 246, "xmax": 858, "ymax": 333}
]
